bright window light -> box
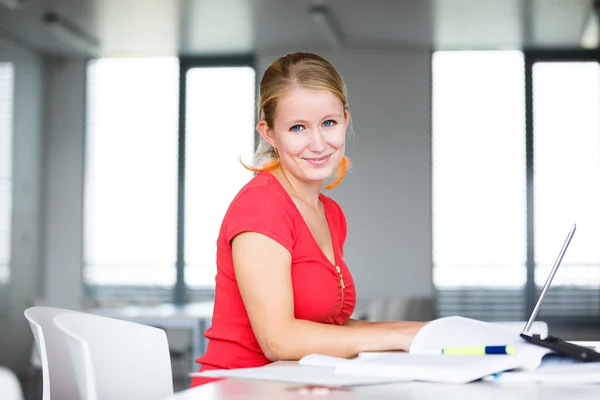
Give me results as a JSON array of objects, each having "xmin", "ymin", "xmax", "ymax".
[
  {"xmin": 432, "ymin": 51, "xmax": 527, "ymax": 289},
  {"xmin": 184, "ymin": 66, "xmax": 255, "ymax": 288},
  {"xmin": 533, "ymin": 62, "xmax": 600, "ymax": 288},
  {"xmin": 84, "ymin": 58, "xmax": 179, "ymax": 287}
]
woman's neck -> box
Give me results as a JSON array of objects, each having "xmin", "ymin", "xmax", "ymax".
[{"xmin": 275, "ymin": 165, "xmax": 322, "ymax": 209}]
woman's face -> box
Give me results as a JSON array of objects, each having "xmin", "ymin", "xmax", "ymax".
[{"xmin": 263, "ymin": 86, "xmax": 349, "ymax": 184}]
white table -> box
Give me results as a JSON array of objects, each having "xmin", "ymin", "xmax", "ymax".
[
  {"xmin": 166, "ymin": 344, "xmax": 600, "ymax": 400},
  {"xmin": 166, "ymin": 374, "xmax": 600, "ymax": 400},
  {"xmin": 89, "ymin": 302, "xmax": 214, "ymax": 372}
]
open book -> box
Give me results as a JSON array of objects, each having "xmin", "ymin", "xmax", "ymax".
[
  {"xmin": 408, "ymin": 315, "xmax": 554, "ymax": 370},
  {"xmin": 299, "ymin": 316, "xmax": 558, "ymax": 384}
]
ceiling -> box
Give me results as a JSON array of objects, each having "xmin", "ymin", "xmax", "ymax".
[{"xmin": 0, "ymin": 0, "xmax": 595, "ymax": 56}]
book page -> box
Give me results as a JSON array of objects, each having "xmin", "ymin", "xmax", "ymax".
[
  {"xmin": 335, "ymin": 354, "xmax": 522, "ymax": 384},
  {"xmin": 192, "ymin": 365, "xmax": 409, "ymax": 386},
  {"xmin": 409, "ymin": 316, "xmax": 552, "ymax": 370}
]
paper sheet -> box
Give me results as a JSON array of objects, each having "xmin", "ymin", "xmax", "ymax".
[{"xmin": 191, "ymin": 365, "xmax": 410, "ymax": 387}]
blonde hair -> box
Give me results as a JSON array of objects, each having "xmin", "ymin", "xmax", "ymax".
[{"xmin": 242, "ymin": 52, "xmax": 351, "ymax": 189}]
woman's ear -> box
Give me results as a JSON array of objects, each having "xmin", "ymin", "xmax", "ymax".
[
  {"xmin": 256, "ymin": 120, "xmax": 276, "ymax": 148},
  {"xmin": 344, "ymin": 109, "xmax": 351, "ymax": 128}
]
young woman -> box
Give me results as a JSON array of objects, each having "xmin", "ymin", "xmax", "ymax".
[{"xmin": 191, "ymin": 52, "xmax": 427, "ymax": 387}]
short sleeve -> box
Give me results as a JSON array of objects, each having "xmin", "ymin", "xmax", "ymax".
[{"xmin": 223, "ymin": 185, "xmax": 296, "ymax": 254}]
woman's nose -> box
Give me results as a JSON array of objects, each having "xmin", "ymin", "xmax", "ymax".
[{"xmin": 309, "ymin": 128, "xmax": 327, "ymax": 152}]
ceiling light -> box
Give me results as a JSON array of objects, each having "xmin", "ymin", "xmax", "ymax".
[
  {"xmin": 0, "ymin": 0, "xmax": 25, "ymax": 10},
  {"xmin": 581, "ymin": 0, "xmax": 600, "ymax": 49},
  {"xmin": 42, "ymin": 12, "xmax": 100, "ymax": 54},
  {"xmin": 309, "ymin": 5, "xmax": 344, "ymax": 49}
]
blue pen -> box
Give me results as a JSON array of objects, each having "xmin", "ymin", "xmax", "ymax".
[{"xmin": 441, "ymin": 345, "xmax": 517, "ymax": 355}]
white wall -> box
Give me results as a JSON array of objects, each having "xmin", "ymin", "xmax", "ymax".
[
  {"xmin": 0, "ymin": 35, "xmax": 86, "ymax": 373},
  {"xmin": 0, "ymin": 34, "xmax": 45, "ymax": 373},
  {"xmin": 42, "ymin": 56, "xmax": 86, "ymax": 309},
  {"xmin": 258, "ymin": 49, "xmax": 433, "ymax": 309}
]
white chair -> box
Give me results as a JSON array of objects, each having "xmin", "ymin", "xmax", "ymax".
[
  {"xmin": 54, "ymin": 312, "xmax": 173, "ymax": 400},
  {"xmin": 24, "ymin": 306, "xmax": 81, "ymax": 400},
  {"xmin": 0, "ymin": 366, "xmax": 24, "ymax": 400}
]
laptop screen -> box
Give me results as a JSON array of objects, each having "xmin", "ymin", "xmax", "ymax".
[{"xmin": 522, "ymin": 224, "xmax": 577, "ymax": 335}]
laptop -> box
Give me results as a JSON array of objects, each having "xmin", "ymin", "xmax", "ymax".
[{"xmin": 520, "ymin": 224, "xmax": 600, "ymax": 362}]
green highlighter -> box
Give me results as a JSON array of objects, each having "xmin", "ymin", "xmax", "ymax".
[{"xmin": 441, "ymin": 345, "xmax": 517, "ymax": 355}]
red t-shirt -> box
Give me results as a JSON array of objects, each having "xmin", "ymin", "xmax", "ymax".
[{"xmin": 190, "ymin": 171, "xmax": 356, "ymax": 387}]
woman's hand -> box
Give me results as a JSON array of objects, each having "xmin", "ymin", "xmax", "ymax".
[{"xmin": 345, "ymin": 319, "xmax": 430, "ymax": 351}]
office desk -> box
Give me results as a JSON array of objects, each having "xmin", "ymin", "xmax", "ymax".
[
  {"xmin": 89, "ymin": 302, "xmax": 214, "ymax": 372},
  {"xmin": 165, "ymin": 357, "xmax": 600, "ymax": 400},
  {"xmin": 166, "ymin": 376, "xmax": 599, "ymax": 400}
]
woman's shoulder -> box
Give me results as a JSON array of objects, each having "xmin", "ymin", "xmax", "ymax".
[
  {"xmin": 221, "ymin": 171, "xmax": 297, "ymax": 250},
  {"xmin": 319, "ymin": 193, "xmax": 345, "ymax": 216},
  {"xmin": 227, "ymin": 171, "xmax": 293, "ymax": 215}
]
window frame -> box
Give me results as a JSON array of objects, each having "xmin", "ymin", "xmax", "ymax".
[
  {"xmin": 524, "ymin": 49, "xmax": 600, "ymax": 327},
  {"xmin": 432, "ymin": 50, "xmax": 529, "ymax": 322},
  {"xmin": 433, "ymin": 49, "xmax": 600, "ymax": 328},
  {"xmin": 176, "ymin": 55, "xmax": 257, "ymax": 304}
]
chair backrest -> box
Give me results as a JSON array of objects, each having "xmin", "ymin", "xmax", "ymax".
[
  {"xmin": 0, "ymin": 366, "xmax": 25, "ymax": 400},
  {"xmin": 23, "ymin": 306, "xmax": 81, "ymax": 400},
  {"xmin": 53, "ymin": 312, "xmax": 173, "ymax": 400}
]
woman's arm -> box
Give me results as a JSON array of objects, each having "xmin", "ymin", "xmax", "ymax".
[
  {"xmin": 343, "ymin": 319, "xmax": 419, "ymax": 328},
  {"xmin": 232, "ymin": 232, "xmax": 427, "ymax": 361}
]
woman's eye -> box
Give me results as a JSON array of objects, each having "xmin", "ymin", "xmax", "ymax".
[
  {"xmin": 322, "ymin": 120, "xmax": 336, "ymax": 127},
  {"xmin": 290, "ymin": 125, "xmax": 304, "ymax": 132}
]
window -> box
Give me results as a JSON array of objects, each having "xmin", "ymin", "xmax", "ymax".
[
  {"xmin": 532, "ymin": 61, "xmax": 600, "ymax": 318},
  {"xmin": 432, "ymin": 51, "xmax": 527, "ymax": 320},
  {"xmin": 184, "ymin": 66, "xmax": 255, "ymax": 289},
  {"xmin": 84, "ymin": 58, "xmax": 180, "ymax": 289},
  {"xmin": 0, "ymin": 62, "xmax": 14, "ymax": 285},
  {"xmin": 84, "ymin": 57, "xmax": 256, "ymax": 300},
  {"xmin": 433, "ymin": 50, "xmax": 600, "ymax": 323}
]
